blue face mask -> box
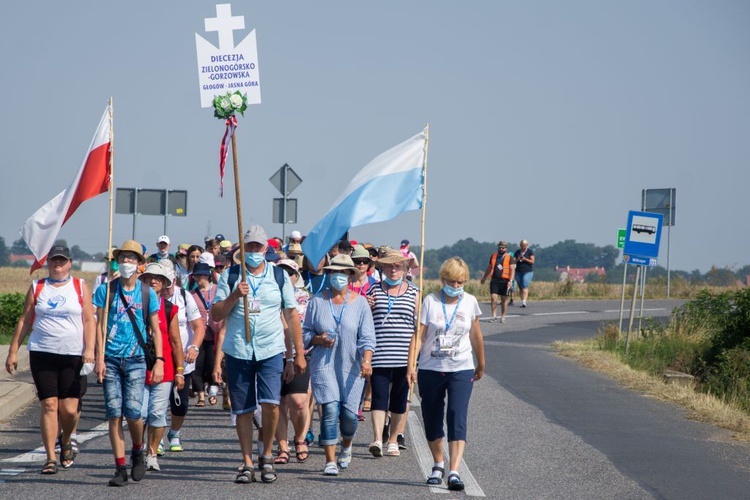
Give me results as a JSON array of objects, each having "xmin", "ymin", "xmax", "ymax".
[
  {"xmin": 109, "ymin": 260, "xmax": 119, "ymax": 273},
  {"xmin": 330, "ymin": 272, "xmax": 350, "ymax": 291},
  {"xmin": 244, "ymin": 252, "xmax": 265, "ymax": 268},
  {"xmin": 443, "ymin": 284, "xmax": 464, "ymax": 297},
  {"xmin": 384, "ymin": 276, "xmax": 403, "ymax": 286}
]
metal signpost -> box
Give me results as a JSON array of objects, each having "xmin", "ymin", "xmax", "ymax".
[
  {"xmin": 115, "ymin": 188, "xmax": 188, "ymax": 239},
  {"xmin": 619, "ymin": 210, "xmax": 664, "ymax": 353},
  {"xmin": 269, "ymin": 163, "xmax": 302, "ymax": 240},
  {"xmin": 642, "ymin": 188, "xmax": 676, "ymax": 297}
]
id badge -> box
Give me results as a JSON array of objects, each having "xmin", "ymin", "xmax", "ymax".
[
  {"xmin": 438, "ymin": 335, "xmax": 453, "ymax": 352},
  {"xmin": 248, "ymin": 298, "xmax": 261, "ymax": 315},
  {"xmin": 107, "ymin": 323, "xmax": 118, "ymax": 341}
]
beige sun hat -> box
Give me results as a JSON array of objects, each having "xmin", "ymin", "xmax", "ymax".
[
  {"xmin": 376, "ymin": 248, "xmax": 409, "ymax": 266},
  {"xmin": 113, "ymin": 240, "xmax": 146, "ymax": 264},
  {"xmin": 139, "ymin": 262, "xmax": 172, "ymax": 287},
  {"xmin": 323, "ymin": 254, "xmax": 361, "ymax": 279},
  {"xmin": 350, "ymin": 244, "xmax": 370, "ymax": 261}
]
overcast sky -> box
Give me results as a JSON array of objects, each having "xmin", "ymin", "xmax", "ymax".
[{"xmin": 1, "ymin": 1, "xmax": 748, "ymax": 273}]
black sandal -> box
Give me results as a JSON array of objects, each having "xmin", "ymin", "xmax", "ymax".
[
  {"xmin": 41, "ymin": 460, "xmax": 58, "ymax": 475},
  {"xmin": 294, "ymin": 441, "xmax": 309, "ymax": 463},
  {"xmin": 235, "ymin": 464, "xmax": 255, "ymax": 483},
  {"xmin": 447, "ymin": 472, "xmax": 465, "ymax": 491},
  {"xmin": 258, "ymin": 455, "xmax": 277, "ymax": 483},
  {"xmin": 426, "ymin": 466, "xmax": 444, "ymax": 485},
  {"xmin": 60, "ymin": 442, "xmax": 75, "ymax": 468}
]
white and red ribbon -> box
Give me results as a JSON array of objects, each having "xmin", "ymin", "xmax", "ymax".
[{"xmin": 219, "ymin": 115, "xmax": 238, "ymax": 197}]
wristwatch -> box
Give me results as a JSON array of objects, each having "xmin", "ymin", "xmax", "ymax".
[
  {"xmin": 155, "ymin": 356, "xmax": 165, "ymax": 362},
  {"xmin": 188, "ymin": 345, "xmax": 199, "ymax": 352}
]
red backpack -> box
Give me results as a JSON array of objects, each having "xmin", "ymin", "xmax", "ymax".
[{"xmin": 29, "ymin": 277, "xmax": 84, "ymax": 324}]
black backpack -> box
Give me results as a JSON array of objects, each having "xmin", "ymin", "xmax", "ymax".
[{"xmin": 227, "ymin": 264, "xmax": 287, "ymax": 308}]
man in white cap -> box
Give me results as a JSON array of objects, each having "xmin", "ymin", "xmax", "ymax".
[
  {"xmin": 148, "ymin": 236, "xmax": 177, "ymax": 267},
  {"xmin": 211, "ymin": 224, "xmax": 307, "ymax": 485},
  {"xmin": 283, "ymin": 230, "xmax": 303, "ymax": 254}
]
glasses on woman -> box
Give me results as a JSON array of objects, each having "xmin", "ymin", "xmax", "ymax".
[
  {"xmin": 353, "ymin": 258, "xmax": 370, "ymax": 266},
  {"xmin": 119, "ymin": 252, "xmax": 139, "ymax": 262}
]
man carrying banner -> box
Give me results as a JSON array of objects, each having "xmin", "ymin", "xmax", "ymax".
[{"xmin": 211, "ymin": 224, "xmax": 306, "ymax": 484}]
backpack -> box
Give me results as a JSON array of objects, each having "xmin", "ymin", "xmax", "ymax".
[
  {"xmin": 30, "ymin": 277, "xmax": 84, "ymax": 324},
  {"xmin": 227, "ymin": 264, "xmax": 286, "ymax": 308}
]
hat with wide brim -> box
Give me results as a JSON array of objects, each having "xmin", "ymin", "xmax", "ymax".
[
  {"xmin": 113, "ymin": 240, "xmax": 146, "ymax": 264},
  {"xmin": 376, "ymin": 249, "xmax": 409, "ymax": 266},
  {"xmin": 323, "ymin": 254, "xmax": 361, "ymax": 279},
  {"xmin": 139, "ymin": 262, "xmax": 172, "ymax": 287}
]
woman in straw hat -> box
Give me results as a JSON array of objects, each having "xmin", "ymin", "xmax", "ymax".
[
  {"xmin": 365, "ymin": 248, "xmax": 419, "ymax": 458},
  {"xmin": 302, "ymin": 254, "xmax": 376, "ymax": 476},
  {"xmin": 407, "ymin": 257, "xmax": 485, "ymax": 491},
  {"xmin": 138, "ymin": 263, "xmax": 184, "ymax": 472}
]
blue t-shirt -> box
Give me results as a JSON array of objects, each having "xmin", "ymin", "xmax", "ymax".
[
  {"xmin": 214, "ymin": 263, "xmax": 296, "ymax": 361},
  {"xmin": 93, "ymin": 280, "xmax": 160, "ymax": 358}
]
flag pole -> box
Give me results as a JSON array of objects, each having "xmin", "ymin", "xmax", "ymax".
[
  {"xmin": 409, "ymin": 124, "xmax": 430, "ymax": 400},
  {"xmin": 101, "ymin": 97, "xmax": 115, "ymax": 362},
  {"xmin": 230, "ymin": 131, "xmax": 252, "ymax": 342}
]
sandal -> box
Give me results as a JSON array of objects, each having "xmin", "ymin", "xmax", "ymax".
[
  {"xmin": 60, "ymin": 442, "xmax": 75, "ymax": 468},
  {"xmin": 362, "ymin": 397, "xmax": 372, "ymax": 412},
  {"xmin": 208, "ymin": 396, "xmax": 217, "ymax": 406},
  {"xmin": 41, "ymin": 459, "xmax": 58, "ymax": 475},
  {"xmin": 258, "ymin": 455, "xmax": 277, "ymax": 483},
  {"xmin": 196, "ymin": 398, "xmax": 205, "ymax": 407},
  {"xmin": 447, "ymin": 472, "xmax": 465, "ymax": 491},
  {"xmin": 235, "ymin": 464, "xmax": 255, "ymax": 483},
  {"xmin": 294, "ymin": 441, "xmax": 309, "ymax": 462},
  {"xmin": 274, "ymin": 449, "xmax": 290, "ymax": 464},
  {"xmin": 426, "ymin": 466, "xmax": 444, "ymax": 485}
]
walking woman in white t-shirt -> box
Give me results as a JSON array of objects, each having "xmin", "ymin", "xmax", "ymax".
[
  {"xmin": 4, "ymin": 245, "xmax": 96, "ymax": 474},
  {"xmin": 407, "ymin": 257, "xmax": 485, "ymax": 492}
]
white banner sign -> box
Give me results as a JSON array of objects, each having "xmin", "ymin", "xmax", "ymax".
[{"xmin": 195, "ymin": 3, "xmax": 261, "ymax": 108}]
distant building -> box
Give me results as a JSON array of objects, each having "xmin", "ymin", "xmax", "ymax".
[
  {"xmin": 9, "ymin": 254, "xmax": 34, "ymax": 266},
  {"xmin": 555, "ymin": 266, "xmax": 606, "ymax": 283}
]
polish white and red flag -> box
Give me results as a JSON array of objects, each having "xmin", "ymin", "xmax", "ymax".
[{"xmin": 21, "ymin": 106, "xmax": 111, "ymax": 273}]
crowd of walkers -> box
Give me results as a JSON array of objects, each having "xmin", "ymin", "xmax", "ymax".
[{"xmin": 4, "ymin": 227, "xmax": 493, "ymax": 492}]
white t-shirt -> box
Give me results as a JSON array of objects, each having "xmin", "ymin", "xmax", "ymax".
[
  {"xmin": 28, "ymin": 279, "xmax": 84, "ymax": 356},
  {"xmin": 418, "ymin": 291, "xmax": 481, "ymax": 372},
  {"xmin": 166, "ymin": 286, "xmax": 202, "ymax": 374}
]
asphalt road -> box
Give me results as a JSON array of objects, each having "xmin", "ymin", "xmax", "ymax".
[{"xmin": 1, "ymin": 299, "xmax": 749, "ymax": 499}]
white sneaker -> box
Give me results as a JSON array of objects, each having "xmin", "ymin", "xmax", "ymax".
[
  {"xmin": 146, "ymin": 454, "xmax": 160, "ymax": 471},
  {"xmin": 501, "ymin": 317, "xmax": 507, "ymax": 323},
  {"xmin": 337, "ymin": 449, "xmax": 352, "ymax": 469},
  {"xmin": 385, "ymin": 442, "xmax": 400, "ymax": 456},
  {"xmin": 324, "ymin": 461, "xmax": 339, "ymax": 476}
]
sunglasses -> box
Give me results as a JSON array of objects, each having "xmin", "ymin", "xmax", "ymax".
[{"xmin": 353, "ymin": 258, "xmax": 370, "ymax": 265}]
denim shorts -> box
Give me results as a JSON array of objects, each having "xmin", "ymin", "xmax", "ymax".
[
  {"xmin": 516, "ymin": 272, "xmax": 533, "ymax": 289},
  {"xmin": 225, "ymin": 353, "xmax": 283, "ymax": 415},
  {"xmin": 141, "ymin": 381, "xmax": 172, "ymax": 427},
  {"xmin": 104, "ymin": 356, "xmax": 147, "ymax": 420}
]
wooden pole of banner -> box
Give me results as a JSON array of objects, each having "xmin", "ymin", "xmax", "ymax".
[
  {"xmin": 230, "ymin": 130, "xmax": 252, "ymax": 342},
  {"xmin": 101, "ymin": 98, "xmax": 115, "ymax": 365},
  {"xmin": 409, "ymin": 124, "xmax": 430, "ymax": 401}
]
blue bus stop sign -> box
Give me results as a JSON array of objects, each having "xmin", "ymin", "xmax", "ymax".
[{"xmin": 623, "ymin": 210, "xmax": 663, "ymax": 260}]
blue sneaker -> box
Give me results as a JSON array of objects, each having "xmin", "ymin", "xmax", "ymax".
[{"xmin": 305, "ymin": 429, "xmax": 315, "ymax": 446}]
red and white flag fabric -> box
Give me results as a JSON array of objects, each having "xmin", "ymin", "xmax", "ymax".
[
  {"xmin": 21, "ymin": 106, "xmax": 111, "ymax": 273},
  {"xmin": 218, "ymin": 115, "xmax": 237, "ymax": 197}
]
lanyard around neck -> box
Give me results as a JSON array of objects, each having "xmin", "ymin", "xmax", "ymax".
[
  {"xmin": 247, "ymin": 264, "xmax": 268, "ymax": 297},
  {"xmin": 441, "ymin": 290, "xmax": 463, "ymax": 332},
  {"xmin": 328, "ymin": 289, "xmax": 350, "ymax": 332}
]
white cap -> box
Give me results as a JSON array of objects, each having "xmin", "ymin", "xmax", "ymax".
[
  {"xmin": 157, "ymin": 235, "xmax": 170, "ymax": 245},
  {"xmin": 198, "ymin": 252, "xmax": 215, "ymax": 267},
  {"xmin": 290, "ymin": 230, "xmax": 302, "ymax": 240}
]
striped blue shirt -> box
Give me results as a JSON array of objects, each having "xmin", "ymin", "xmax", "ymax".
[
  {"xmin": 368, "ymin": 281, "xmax": 418, "ymax": 368},
  {"xmin": 302, "ymin": 293, "xmax": 376, "ymax": 413}
]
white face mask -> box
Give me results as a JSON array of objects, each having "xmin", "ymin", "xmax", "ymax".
[{"xmin": 119, "ymin": 262, "xmax": 138, "ymax": 278}]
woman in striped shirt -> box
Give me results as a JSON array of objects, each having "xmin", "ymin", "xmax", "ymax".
[
  {"xmin": 365, "ymin": 248, "xmax": 419, "ymax": 458},
  {"xmin": 302, "ymin": 254, "xmax": 376, "ymax": 476}
]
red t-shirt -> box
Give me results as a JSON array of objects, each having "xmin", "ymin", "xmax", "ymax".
[{"xmin": 145, "ymin": 297, "xmax": 178, "ymax": 386}]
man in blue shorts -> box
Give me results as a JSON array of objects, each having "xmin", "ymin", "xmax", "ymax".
[
  {"xmin": 211, "ymin": 225, "xmax": 306, "ymax": 484},
  {"xmin": 513, "ymin": 240, "xmax": 535, "ymax": 307}
]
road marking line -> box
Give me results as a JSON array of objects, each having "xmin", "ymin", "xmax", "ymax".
[
  {"xmin": 2, "ymin": 422, "xmax": 109, "ymax": 463},
  {"xmin": 603, "ymin": 308, "xmax": 666, "ymax": 313},
  {"xmin": 532, "ymin": 311, "xmax": 590, "ymax": 316},
  {"xmin": 408, "ymin": 411, "xmax": 448, "ymax": 495},
  {"xmin": 408, "ymin": 410, "xmax": 486, "ymax": 496}
]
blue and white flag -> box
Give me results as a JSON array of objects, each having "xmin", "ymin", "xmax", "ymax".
[{"xmin": 302, "ymin": 129, "xmax": 427, "ymax": 267}]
